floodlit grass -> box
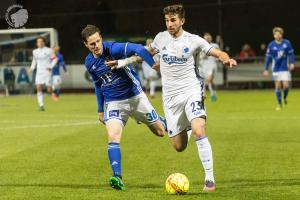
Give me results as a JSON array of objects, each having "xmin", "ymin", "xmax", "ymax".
[{"xmin": 0, "ymin": 90, "xmax": 299, "ymax": 200}]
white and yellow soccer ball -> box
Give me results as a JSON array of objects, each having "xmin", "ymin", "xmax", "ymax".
[{"xmin": 165, "ymin": 173, "xmax": 189, "ymax": 194}]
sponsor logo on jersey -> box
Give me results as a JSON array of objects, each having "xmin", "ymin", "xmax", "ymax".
[{"xmin": 162, "ymin": 54, "xmax": 188, "ymax": 65}]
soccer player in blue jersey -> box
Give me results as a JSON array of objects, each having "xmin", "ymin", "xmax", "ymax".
[
  {"xmin": 52, "ymin": 45, "xmax": 67, "ymax": 101},
  {"xmin": 81, "ymin": 24, "xmax": 167, "ymax": 190},
  {"xmin": 263, "ymin": 27, "xmax": 295, "ymax": 110}
]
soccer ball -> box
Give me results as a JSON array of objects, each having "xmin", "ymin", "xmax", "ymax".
[{"xmin": 165, "ymin": 173, "xmax": 189, "ymax": 194}]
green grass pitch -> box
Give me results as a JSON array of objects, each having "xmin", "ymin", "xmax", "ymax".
[{"xmin": 0, "ymin": 90, "xmax": 299, "ymax": 200}]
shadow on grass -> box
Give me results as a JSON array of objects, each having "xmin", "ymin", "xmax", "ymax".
[
  {"xmin": 0, "ymin": 183, "xmax": 105, "ymax": 189},
  {"xmin": 219, "ymin": 178, "xmax": 300, "ymax": 187}
]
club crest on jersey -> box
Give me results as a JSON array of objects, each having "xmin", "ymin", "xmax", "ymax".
[
  {"xmin": 162, "ymin": 54, "xmax": 188, "ymax": 65},
  {"xmin": 109, "ymin": 110, "xmax": 119, "ymax": 117}
]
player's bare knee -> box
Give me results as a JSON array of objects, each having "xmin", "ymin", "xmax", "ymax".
[{"xmin": 174, "ymin": 143, "xmax": 187, "ymax": 152}]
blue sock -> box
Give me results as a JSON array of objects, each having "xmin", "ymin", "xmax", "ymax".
[
  {"xmin": 159, "ymin": 115, "xmax": 168, "ymax": 132},
  {"xmin": 55, "ymin": 88, "xmax": 61, "ymax": 97},
  {"xmin": 275, "ymin": 90, "xmax": 282, "ymax": 106},
  {"xmin": 283, "ymin": 88, "xmax": 289, "ymax": 100},
  {"xmin": 108, "ymin": 142, "xmax": 122, "ymax": 177}
]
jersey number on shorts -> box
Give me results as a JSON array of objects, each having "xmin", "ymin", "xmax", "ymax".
[
  {"xmin": 191, "ymin": 101, "xmax": 204, "ymax": 113},
  {"xmin": 146, "ymin": 110, "xmax": 158, "ymax": 122}
]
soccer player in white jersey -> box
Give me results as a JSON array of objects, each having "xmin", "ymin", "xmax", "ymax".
[
  {"xmin": 148, "ymin": 4, "xmax": 237, "ymax": 192},
  {"xmin": 142, "ymin": 38, "xmax": 159, "ymax": 98},
  {"xmin": 29, "ymin": 37, "xmax": 58, "ymax": 111},
  {"xmin": 196, "ymin": 32, "xmax": 220, "ymax": 102}
]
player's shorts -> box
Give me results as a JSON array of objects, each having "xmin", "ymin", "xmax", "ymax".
[
  {"xmin": 200, "ymin": 65, "xmax": 217, "ymax": 79},
  {"xmin": 52, "ymin": 75, "xmax": 62, "ymax": 86},
  {"xmin": 104, "ymin": 92, "xmax": 159, "ymax": 126},
  {"xmin": 163, "ymin": 82, "xmax": 206, "ymax": 137},
  {"xmin": 35, "ymin": 73, "xmax": 52, "ymax": 86},
  {"xmin": 272, "ymin": 71, "xmax": 291, "ymax": 81},
  {"xmin": 142, "ymin": 65, "xmax": 158, "ymax": 79}
]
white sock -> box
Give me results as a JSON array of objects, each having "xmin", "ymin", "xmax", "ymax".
[
  {"xmin": 187, "ymin": 129, "xmax": 192, "ymax": 141},
  {"xmin": 208, "ymin": 83, "xmax": 216, "ymax": 96},
  {"xmin": 37, "ymin": 92, "xmax": 44, "ymax": 107},
  {"xmin": 150, "ymin": 80, "xmax": 156, "ymax": 96},
  {"xmin": 196, "ymin": 137, "xmax": 214, "ymax": 182}
]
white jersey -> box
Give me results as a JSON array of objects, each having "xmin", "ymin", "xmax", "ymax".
[
  {"xmin": 30, "ymin": 47, "xmax": 56, "ymax": 76},
  {"xmin": 150, "ymin": 31, "xmax": 213, "ymax": 98}
]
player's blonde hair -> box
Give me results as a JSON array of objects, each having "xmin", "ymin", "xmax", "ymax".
[{"xmin": 272, "ymin": 27, "xmax": 284, "ymax": 35}]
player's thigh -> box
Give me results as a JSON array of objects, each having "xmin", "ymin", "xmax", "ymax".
[
  {"xmin": 130, "ymin": 93, "xmax": 159, "ymax": 125},
  {"xmin": 36, "ymin": 84, "xmax": 42, "ymax": 91},
  {"xmin": 282, "ymin": 81, "xmax": 289, "ymax": 88},
  {"xmin": 163, "ymin": 95, "xmax": 190, "ymax": 138},
  {"xmin": 105, "ymin": 119, "xmax": 124, "ymax": 143},
  {"xmin": 104, "ymin": 101, "xmax": 130, "ymax": 127}
]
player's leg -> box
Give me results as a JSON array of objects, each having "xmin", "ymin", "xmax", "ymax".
[
  {"xmin": 149, "ymin": 77, "xmax": 156, "ymax": 98},
  {"xmin": 104, "ymin": 101, "xmax": 129, "ymax": 190},
  {"xmin": 53, "ymin": 75, "xmax": 62, "ymax": 98},
  {"xmin": 207, "ymin": 74, "xmax": 217, "ymax": 102},
  {"xmin": 282, "ymin": 81, "xmax": 289, "ymax": 105},
  {"xmin": 190, "ymin": 117, "xmax": 215, "ymax": 191},
  {"xmin": 47, "ymin": 76, "xmax": 58, "ymax": 101},
  {"xmin": 169, "ymin": 130, "xmax": 189, "ymax": 152},
  {"xmin": 106, "ymin": 120, "xmax": 125, "ymax": 190},
  {"xmin": 186, "ymin": 85, "xmax": 215, "ymax": 191},
  {"xmin": 36, "ymin": 84, "xmax": 45, "ymax": 111},
  {"xmin": 274, "ymin": 80, "xmax": 282, "ymax": 110}
]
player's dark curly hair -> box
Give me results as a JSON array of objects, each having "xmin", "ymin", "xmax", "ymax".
[
  {"xmin": 81, "ymin": 24, "xmax": 101, "ymax": 42},
  {"xmin": 163, "ymin": 4, "xmax": 185, "ymax": 19}
]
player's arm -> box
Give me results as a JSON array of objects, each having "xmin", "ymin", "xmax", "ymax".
[
  {"xmin": 287, "ymin": 42, "xmax": 295, "ymax": 71},
  {"xmin": 60, "ymin": 55, "xmax": 68, "ymax": 73},
  {"xmin": 29, "ymin": 52, "xmax": 36, "ymax": 73},
  {"xmin": 50, "ymin": 50, "xmax": 58, "ymax": 69},
  {"xmin": 95, "ymin": 85, "xmax": 105, "ymax": 124},
  {"xmin": 209, "ymin": 48, "xmax": 237, "ymax": 68},
  {"xmin": 106, "ymin": 43, "xmax": 155, "ymax": 69},
  {"xmin": 263, "ymin": 45, "xmax": 272, "ymax": 76}
]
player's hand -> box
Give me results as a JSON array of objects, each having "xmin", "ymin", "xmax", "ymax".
[
  {"xmin": 105, "ymin": 60, "xmax": 118, "ymax": 69},
  {"xmin": 152, "ymin": 62, "xmax": 160, "ymax": 72},
  {"xmin": 263, "ymin": 70, "xmax": 269, "ymax": 77},
  {"xmin": 223, "ymin": 58, "xmax": 237, "ymax": 68},
  {"xmin": 289, "ymin": 64, "xmax": 295, "ymax": 71},
  {"xmin": 98, "ymin": 112, "xmax": 105, "ymax": 124}
]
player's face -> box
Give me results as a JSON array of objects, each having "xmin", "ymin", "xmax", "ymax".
[
  {"xmin": 204, "ymin": 35, "xmax": 212, "ymax": 43},
  {"xmin": 165, "ymin": 14, "xmax": 184, "ymax": 37},
  {"xmin": 84, "ymin": 32, "xmax": 103, "ymax": 56},
  {"xmin": 273, "ymin": 31, "xmax": 283, "ymax": 41},
  {"xmin": 36, "ymin": 39, "xmax": 45, "ymax": 48}
]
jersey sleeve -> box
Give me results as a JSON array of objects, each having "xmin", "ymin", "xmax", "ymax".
[
  {"xmin": 286, "ymin": 40, "xmax": 295, "ymax": 64},
  {"xmin": 95, "ymin": 85, "xmax": 104, "ymax": 113},
  {"xmin": 110, "ymin": 42, "xmax": 155, "ymax": 67},
  {"xmin": 59, "ymin": 54, "xmax": 67, "ymax": 72},
  {"xmin": 150, "ymin": 32, "xmax": 162, "ymax": 54},
  {"xmin": 264, "ymin": 43, "xmax": 273, "ymax": 70},
  {"xmin": 194, "ymin": 36, "xmax": 214, "ymax": 55},
  {"xmin": 30, "ymin": 51, "xmax": 37, "ymax": 70}
]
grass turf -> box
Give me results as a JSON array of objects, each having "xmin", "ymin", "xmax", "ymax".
[{"xmin": 0, "ymin": 90, "xmax": 299, "ymax": 200}]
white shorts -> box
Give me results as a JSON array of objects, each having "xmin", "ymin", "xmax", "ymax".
[
  {"xmin": 35, "ymin": 73, "xmax": 52, "ymax": 86},
  {"xmin": 272, "ymin": 71, "xmax": 291, "ymax": 81},
  {"xmin": 104, "ymin": 93, "xmax": 159, "ymax": 126},
  {"xmin": 52, "ymin": 75, "xmax": 62, "ymax": 86},
  {"xmin": 163, "ymin": 82, "xmax": 206, "ymax": 137}
]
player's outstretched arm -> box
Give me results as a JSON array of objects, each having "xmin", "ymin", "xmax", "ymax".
[
  {"xmin": 210, "ymin": 48, "xmax": 237, "ymax": 68},
  {"xmin": 105, "ymin": 55, "xmax": 142, "ymax": 69}
]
